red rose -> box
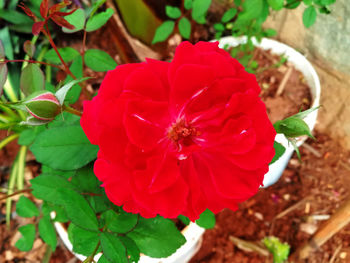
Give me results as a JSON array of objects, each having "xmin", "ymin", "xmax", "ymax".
[{"xmin": 81, "ymin": 41, "xmax": 276, "ymax": 221}]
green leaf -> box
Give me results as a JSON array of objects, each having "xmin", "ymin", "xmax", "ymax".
[
  {"xmin": 267, "ymin": 0, "xmax": 284, "ymax": 10},
  {"xmin": 285, "ymin": 0, "xmax": 301, "ymax": 9},
  {"xmin": 68, "ymin": 223, "xmax": 99, "ymax": 256},
  {"xmin": 196, "ymin": 209, "xmax": 215, "ymax": 229},
  {"xmin": 71, "ymin": 164, "xmax": 102, "ymax": 194},
  {"xmin": 178, "ymin": 215, "xmax": 190, "ymax": 226},
  {"xmin": 0, "ymin": 27, "xmax": 13, "ymax": 60},
  {"xmin": 57, "ymin": 188, "xmax": 99, "ymax": 230},
  {"xmin": 86, "ymin": 195, "xmax": 110, "ymax": 214},
  {"xmin": 263, "ymin": 236, "xmax": 290, "ymax": 263},
  {"xmin": 152, "ymin": 21, "xmax": 175, "ymax": 44},
  {"xmin": 274, "ymin": 117, "xmax": 313, "ymax": 138},
  {"xmin": 292, "ymin": 106, "xmax": 319, "ymax": 120},
  {"xmin": 63, "ymin": 8, "xmax": 86, "ymax": 33},
  {"xmin": 119, "ymin": 236, "xmax": 140, "ymax": 263},
  {"xmin": 214, "ymin": 23, "xmax": 225, "ymax": 31},
  {"xmin": 15, "ymin": 224, "xmax": 36, "ymax": 251},
  {"xmin": 236, "ymin": 0, "xmax": 263, "ymax": 23},
  {"xmin": 84, "ymin": 49, "xmax": 117, "ymax": 72},
  {"xmin": 30, "ymin": 174, "xmax": 75, "ymax": 203},
  {"xmin": 221, "ymin": 8, "xmax": 237, "ymax": 23},
  {"xmin": 165, "ymin": 5, "xmax": 182, "ymax": 19},
  {"xmin": 63, "ymin": 56, "xmax": 83, "ymax": 104},
  {"xmin": 102, "ymin": 210, "xmax": 138, "ymax": 233},
  {"xmin": 0, "ymin": 9, "xmax": 33, "ymax": 25},
  {"xmin": 321, "ymin": 0, "xmax": 335, "ymax": 4},
  {"xmin": 100, "ymin": 232, "xmax": 128, "ymax": 263},
  {"xmin": 43, "ymin": 47, "xmax": 80, "ymax": 64},
  {"xmin": 98, "ymin": 255, "xmax": 110, "ymax": 263},
  {"xmin": 20, "ymin": 64, "xmax": 45, "ymax": 96},
  {"xmin": 303, "ymin": 6, "xmax": 317, "ymax": 28},
  {"xmin": 178, "ymin": 17, "xmax": 191, "ymax": 39},
  {"xmin": 270, "ymin": 142, "xmax": 286, "ymax": 165},
  {"xmin": 192, "ymin": 0, "xmax": 211, "ymax": 23},
  {"xmin": 18, "ymin": 127, "xmax": 45, "ymax": 146},
  {"xmin": 55, "ymin": 77, "xmax": 89, "ymax": 105},
  {"xmin": 16, "ymin": 196, "xmax": 39, "ymax": 218},
  {"xmin": 127, "ymin": 216, "xmax": 186, "ymax": 258},
  {"xmin": 184, "ymin": 0, "xmax": 192, "ymax": 10},
  {"xmin": 30, "ymin": 125, "xmax": 99, "ymax": 170},
  {"xmin": 38, "ymin": 215, "xmax": 57, "ymax": 251},
  {"xmin": 302, "ymin": 0, "xmax": 312, "ymax": 5},
  {"xmin": 86, "ymin": 8, "xmax": 114, "ymax": 32},
  {"xmin": 264, "ymin": 28, "xmax": 277, "ymax": 37},
  {"xmin": 0, "ymin": 63, "xmax": 8, "ymax": 94}
]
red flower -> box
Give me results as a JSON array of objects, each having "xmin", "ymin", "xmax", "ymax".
[{"xmin": 81, "ymin": 42, "xmax": 276, "ymax": 221}]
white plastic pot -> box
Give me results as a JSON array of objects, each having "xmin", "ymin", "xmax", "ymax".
[
  {"xmin": 55, "ymin": 220, "xmax": 205, "ymax": 263},
  {"xmin": 217, "ymin": 36, "xmax": 321, "ymax": 187}
]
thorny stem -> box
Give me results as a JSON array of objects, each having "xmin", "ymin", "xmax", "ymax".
[
  {"xmin": 62, "ymin": 105, "xmax": 83, "ymax": 117},
  {"xmin": 0, "ymin": 188, "xmax": 32, "ymax": 201},
  {"xmin": 82, "ymin": 28, "xmax": 87, "ymax": 67},
  {"xmin": 3, "ymin": 59, "xmax": 62, "ymax": 70},
  {"xmin": 83, "ymin": 241, "xmax": 100, "ymax": 263}
]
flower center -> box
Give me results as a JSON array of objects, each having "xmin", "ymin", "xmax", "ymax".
[{"xmin": 167, "ymin": 119, "xmax": 199, "ymax": 148}]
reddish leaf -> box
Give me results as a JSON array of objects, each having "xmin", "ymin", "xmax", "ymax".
[
  {"xmin": 32, "ymin": 21, "xmax": 45, "ymax": 35},
  {"xmin": 50, "ymin": 15, "xmax": 75, "ymax": 30},
  {"xmin": 18, "ymin": 3, "xmax": 36, "ymax": 19},
  {"xmin": 40, "ymin": 0, "xmax": 49, "ymax": 18},
  {"xmin": 49, "ymin": 0, "xmax": 72, "ymax": 15},
  {"xmin": 23, "ymin": 41, "xmax": 36, "ymax": 57},
  {"xmin": 52, "ymin": 8, "xmax": 77, "ymax": 17}
]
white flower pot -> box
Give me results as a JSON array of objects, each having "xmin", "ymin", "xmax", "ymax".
[
  {"xmin": 55, "ymin": 220, "xmax": 205, "ymax": 263},
  {"xmin": 217, "ymin": 36, "xmax": 321, "ymax": 187}
]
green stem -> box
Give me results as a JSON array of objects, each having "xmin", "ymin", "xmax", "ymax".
[
  {"xmin": 83, "ymin": 241, "xmax": 100, "ymax": 263},
  {"xmin": 63, "ymin": 105, "xmax": 83, "ymax": 117},
  {"xmin": 42, "ymin": 244, "xmax": 53, "ymax": 263},
  {"xmin": 0, "ymin": 133, "xmax": 19, "ymax": 150},
  {"xmin": 16, "ymin": 146, "xmax": 27, "ymax": 190},
  {"xmin": 6, "ymin": 157, "xmax": 18, "ymax": 227}
]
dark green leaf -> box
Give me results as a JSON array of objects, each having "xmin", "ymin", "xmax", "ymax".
[
  {"xmin": 16, "ymin": 196, "xmax": 39, "ymax": 217},
  {"xmin": 319, "ymin": 6, "xmax": 331, "ymax": 14},
  {"xmin": 41, "ymin": 165, "xmax": 76, "ymax": 178},
  {"xmin": 274, "ymin": 117, "xmax": 313, "ymax": 138},
  {"xmin": 30, "ymin": 174, "xmax": 75, "ymax": 204},
  {"xmin": 196, "ymin": 209, "xmax": 215, "ymax": 229},
  {"xmin": 165, "ymin": 6, "xmax": 182, "ymax": 19},
  {"xmin": 87, "ymin": 195, "xmax": 110, "ymax": 214},
  {"xmin": 270, "ymin": 142, "xmax": 286, "ymax": 165},
  {"xmin": 303, "ymin": 6, "xmax": 317, "ymax": 28},
  {"xmin": 44, "ymin": 47, "xmax": 80, "ymax": 64},
  {"xmin": 127, "ymin": 216, "xmax": 186, "ymax": 258},
  {"xmin": 68, "ymin": 223, "xmax": 99, "ymax": 256},
  {"xmin": 0, "ymin": 9, "xmax": 33, "ymax": 25},
  {"xmin": 63, "ymin": 8, "xmax": 86, "ymax": 33},
  {"xmin": 0, "ymin": 27, "xmax": 13, "ymax": 60},
  {"xmin": 15, "ymin": 224, "xmax": 36, "ymax": 251},
  {"xmin": 264, "ymin": 28, "xmax": 277, "ymax": 37},
  {"xmin": 267, "ymin": 0, "xmax": 284, "ymax": 10},
  {"xmin": 119, "ymin": 236, "xmax": 140, "ymax": 263},
  {"xmin": 57, "ymin": 188, "xmax": 99, "ymax": 230},
  {"xmin": 86, "ymin": 8, "xmax": 114, "ymax": 32},
  {"xmin": 20, "ymin": 64, "xmax": 45, "ymax": 96},
  {"xmin": 178, "ymin": 215, "xmax": 190, "ymax": 226},
  {"xmin": 98, "ymin": 255, "xmax": 110, "ymax": 263},
  {"xmin": 152, "ymin": 21, "xmax": 175, "ymax": 44},
  {"xmin": 236, "ymin": 0, "xmax": 263, "ymax": 23},
  {"xmin": 213, "ymin": 23, "xmax": 225, "ymax": 31},
  {"xmin": 38, "ymin": 215, "xmax": 57, "ymax": 251},
  {"xmin": 184, "ymin": 0, "xmax": 192, "ymax": 10},
  {"xmin": 178, "ymin": 17, "xmax": 191, "ymax": 39},
  {"xmin": 102, "ymin": 210, "xmax": 138, "ymax": 233},
  {"xmin": 62, "ymin": 56, "xmax": 83, "ymax": 104},
  {"xmin": 100, "ymin": 232, "xmax": 128, "ymax": 263},
  {"xmin": 221, "ymin": 8, "xmax": 237, "ymax": 23},
  {"xmin": 71, "ymin": 164, "xmax": 102, "ymax": 194},
  {"xmin": 285, "ymin": 0, "xmax": 301, "ymax": 9},
  {"xmin": 84, "ymin": 49, "xmax": 117, "ymax": 72},
  {"xmin": 30, "ymin": 125, "xmax": 99, "ymax": 170},
  {"xmin": 321, "ymin": 0, "xmax": 335, "ymax": 4},
  {"xmin": 192, "ymin": 0, "xmax": 211, "ymax": 23}
]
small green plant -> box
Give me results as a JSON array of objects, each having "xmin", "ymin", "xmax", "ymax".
[
  {"xmin": 152, "ymin": 0, "xmax": 212, "ymax": 44},
  {"xmin": 263, "ymin": 236, "xmax": 290, "ymax": 263}
]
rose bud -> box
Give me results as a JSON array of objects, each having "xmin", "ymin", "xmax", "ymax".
[{"xmin": 24, "ymin": 91, "xmax": 61, "ymax": 121}]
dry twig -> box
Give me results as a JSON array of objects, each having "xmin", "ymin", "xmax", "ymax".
[
  {"xmin": 229, "ymin": 236, "xmax": 270, "ymax": 257},
  {"xmin": 276, "ymin": 67, "xmax": 293, "ymax": 96}
]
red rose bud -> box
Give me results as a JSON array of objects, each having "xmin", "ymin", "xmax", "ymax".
[{"xmin": 24, "ymin": 91, "xmax": 61, "ymax": 121}]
